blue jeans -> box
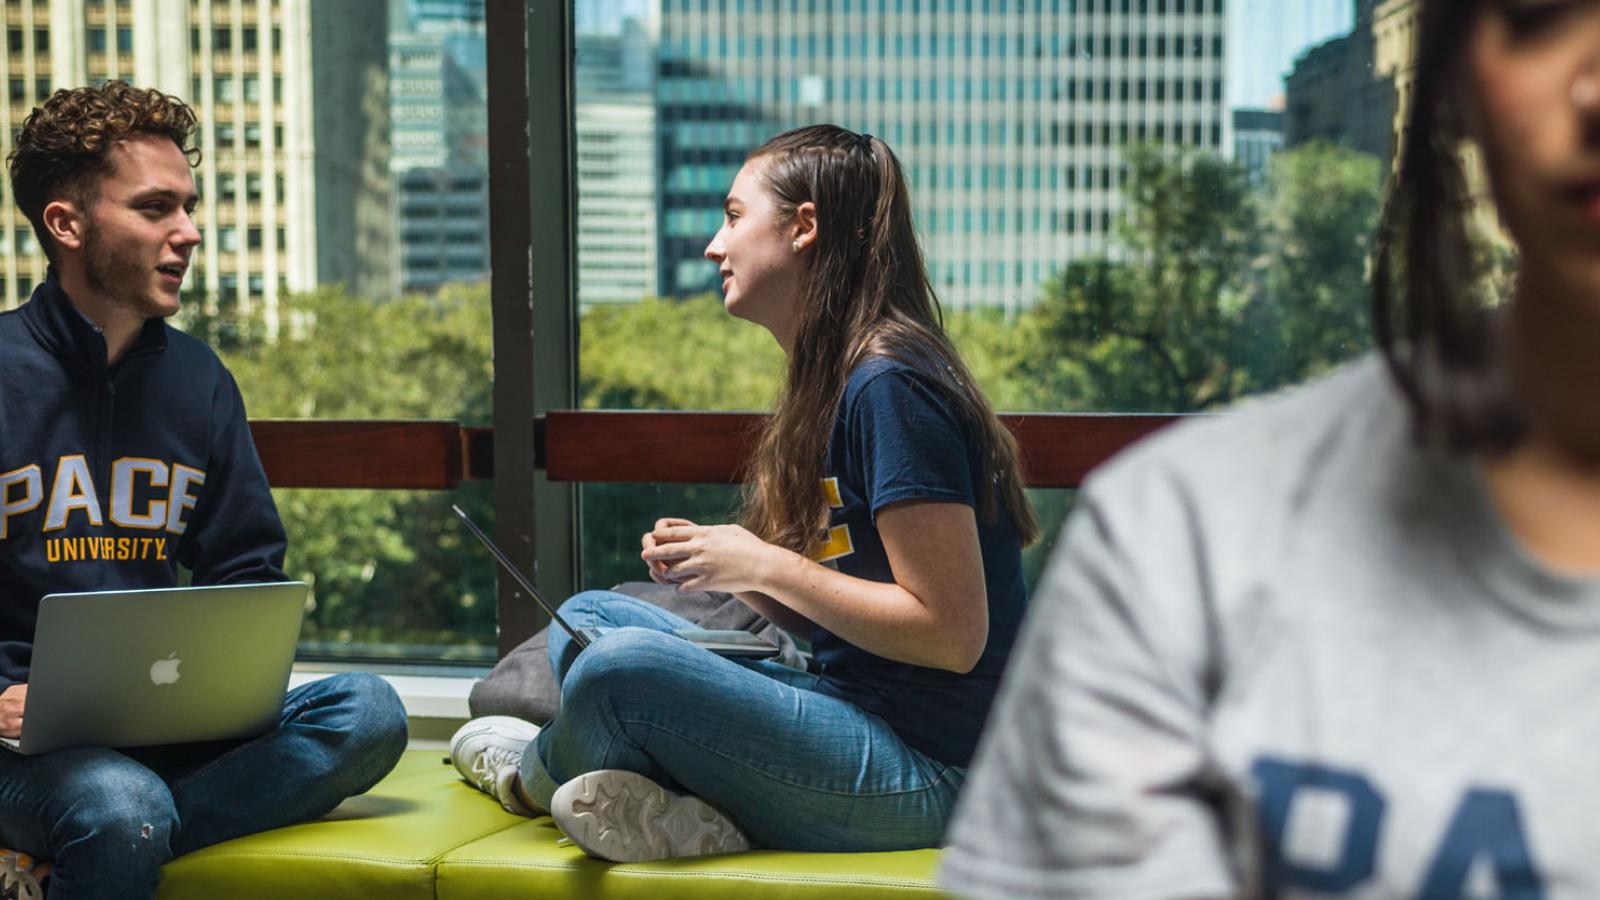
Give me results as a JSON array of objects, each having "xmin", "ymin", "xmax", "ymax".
[
  {"xmin": 0, "ymin": 672, "xmax": 408, "ymax": 900},
  {"xmin": 520, "ymin": 590, "xmax": 966, "ymax": 852}
]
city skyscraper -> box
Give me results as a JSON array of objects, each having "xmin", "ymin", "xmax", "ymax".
[
  {"xmin": 652, "ymin": 1, "xmax": 1230, "ymax": 311},
  {"xmin": 303, "ymin": 0, "xmax": 393, "ymax": 306},
  {"xmin": 0, "ymin": 0, "xmax": 391, "ymax": 325},
  {"xmin": 575, "ymin": 16, "xmax": 656, "ymax": 308},
  {"xmin": 390, "ymin": 0, "xmax": 488, "ymax": 295}
]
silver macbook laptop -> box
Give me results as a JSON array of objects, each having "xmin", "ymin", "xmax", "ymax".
[
  {"xmin": 5, "ymin": 582, "xmax": 308, "ymax": 755},
  {"xmin": 452, "ymin": 505, "xmax": 779, "ymax": 660}
]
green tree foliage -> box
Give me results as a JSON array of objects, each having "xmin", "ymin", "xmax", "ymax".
[
  {"xmin": 943, "ymin": 307, "xmax": 1043, "ymax": 411},
  {"xmin": 181, "ymin": 283, "xmax": 499, "ymax": 662},
  {"xmin": 576, "ymin": 295, "xmax": 783, "ymax": 588},
  {"xmin": 1018, "ymin": 141, "xmax": 1382, "ymax": 412},
  {"xmin": 579, "ymin": 296, "xmax": 784, "ymax": 411},
  {"xmin": 1250, "ymin": 142, "xmax": 1384, "ymax": 388}
]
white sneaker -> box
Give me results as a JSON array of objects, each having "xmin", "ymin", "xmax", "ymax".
[
  {"xmin": 0, "ymin": 849, "xmax": 45, "ymax": 900},
  {"xmin": 448, "ymin": 716, "xmax": 543, "ymax": 816},
  {"xmin": 550, "ymin": 769, "xmax": 752, "ymax": 863}
]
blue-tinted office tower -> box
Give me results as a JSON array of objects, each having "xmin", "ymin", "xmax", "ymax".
[
  {"xmin": 577, "ymin": 19, "xmax": 659, "ymax": 308},
  {"xmin": 654, "ymin": 0, "xmax": 1230, "ymax": 311},
  {"xmin": 390, "ymin": 0, "xmax": 490, "ymax": 294}
]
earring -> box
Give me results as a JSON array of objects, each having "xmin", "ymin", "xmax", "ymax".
[{"xmin": 792, "ymin": 240, "xmax": 801, "ymax": 252}]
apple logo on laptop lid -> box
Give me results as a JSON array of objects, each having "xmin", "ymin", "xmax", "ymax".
[{"xmin": 149, "ymin": 652, "xmax": 181, "ymax": 686}]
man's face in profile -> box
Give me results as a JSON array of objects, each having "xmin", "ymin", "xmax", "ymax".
[{"xmin": 76, "ymin": 133, "xmax": 200, "ymax": 321}]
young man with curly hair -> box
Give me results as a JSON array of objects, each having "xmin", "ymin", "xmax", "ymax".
[{"xmin": 0, "ymin": 82, "xmax": 408, "ymax": 899}]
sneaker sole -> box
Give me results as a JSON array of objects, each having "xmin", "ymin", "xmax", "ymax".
[{"xmin": 551, "ymin": 770, "xmax": 751, "ymax": 863}]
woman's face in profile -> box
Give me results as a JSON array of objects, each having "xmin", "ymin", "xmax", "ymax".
[
  {"xmin": 703, "ymin": 160, "xmax": 806, "ymax": 341},
  {"xmin": 1471, "ymin": 0, "xmax": 1600, "ymax": 292}
]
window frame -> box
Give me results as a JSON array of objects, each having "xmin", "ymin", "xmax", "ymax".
[{"xmin": 485, "ymin": 1, "xmax": 576, "ymax": 654}]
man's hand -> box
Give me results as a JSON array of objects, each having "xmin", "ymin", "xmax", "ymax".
[{"xmin": 0, "ymin": 684, "xmax": 26, "ymax": 739}]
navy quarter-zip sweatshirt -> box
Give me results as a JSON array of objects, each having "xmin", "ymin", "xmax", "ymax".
[{"xmin": 0, "ymin": 275, "xmax": 287, "ymax": 689}]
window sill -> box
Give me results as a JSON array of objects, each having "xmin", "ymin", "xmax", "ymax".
[{"xmin": 288, "ymin": 664, "xmax": 485, "ymax": 746}]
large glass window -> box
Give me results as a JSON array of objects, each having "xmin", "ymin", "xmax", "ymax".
[
  {"xmin": 571, "ymin": 0, "xmax": 1390, "ymax": 591},
  {"xmin": 0, "ymin": 0, "xmax": 495, "ymax": 665},
  {"xmin": 202, "ymin": 1, "xmax": 493, "ymax": 664},
  {"xmin": 0, "ymin": 0, "xmax": 1399, "ymax": 664}
]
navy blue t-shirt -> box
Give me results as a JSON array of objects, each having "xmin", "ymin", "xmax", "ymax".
[{"xmin": 809, "ymin": 356, "xmax": 1028, "ymax": 768}]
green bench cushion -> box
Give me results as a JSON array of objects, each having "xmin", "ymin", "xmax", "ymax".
[
  {"xmin": 158, "ymin": 750, "xmax": 522, "ymax": 900},
  {"xmin": 436, "ymin": 819, "xmax": 948, "ymax": 900},
  {"xmin": 157, "ymin": 748, "xmax": 949, "ymax": 899}
]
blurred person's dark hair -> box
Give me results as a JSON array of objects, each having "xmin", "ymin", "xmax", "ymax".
[
  {"xmin": 7, "ymin": 81, "xmax": 199, "ymax": 264},
  {"xmin": 1372, "ymin": 0, "xmax": 1524, "ymax": 453}
]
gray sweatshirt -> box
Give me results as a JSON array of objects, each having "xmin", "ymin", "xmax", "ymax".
[{"xmin": 940, "ymin": 358, "xmax": 1600, "ymax": 899}]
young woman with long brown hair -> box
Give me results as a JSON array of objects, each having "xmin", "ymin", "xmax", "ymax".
[
  {"xmin": 450, "ymin": 124, "xmax": 1037, "ymax": 862},
  {"xmin": 943, "ymin": 0, "xmax": 1600, "ymax": 895}
]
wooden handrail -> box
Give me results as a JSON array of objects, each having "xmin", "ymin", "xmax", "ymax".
[
  {"xmin": 1001, "ymin": 413, "xmax": 1183, "ymax": 488},
  {"xmin": 541, "ymin": 411, "xmax": 759, "ymax": 484},
  {"xmin": 251, "ymin": 412, "xmax": 1186, "ymax": 490},
  {"xmin": 540, "ymin": 411, "xmax": 1183, "ymax": 487},
  {"xmin": 249, "ymin": 420, "xmax": 472, "ymax": 490}
]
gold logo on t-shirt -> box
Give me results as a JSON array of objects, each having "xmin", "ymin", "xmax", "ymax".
[
  {"xmin": 822, "ymin": 477, "xmax": 844, "ymax": 509},
  {"xmin": 815, "ymin": 477, "xmax": 854, "ymax": 563}
]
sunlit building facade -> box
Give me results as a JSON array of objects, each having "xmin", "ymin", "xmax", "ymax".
[
  {"xmin": 575, "ymin": 18, "xmax": 656, "ymax": 308},
  {"xmin": 1371, "ymin": 0, "xmax": 1414, "ymax": 168},
  {"xmin": 0, "ymin": 0, "xmax": 392, "ymax": 327}
]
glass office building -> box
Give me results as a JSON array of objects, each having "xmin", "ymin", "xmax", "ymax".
[{"xmin": 651, "ymin": 0, "xmax": 1229, "ymax": 312}]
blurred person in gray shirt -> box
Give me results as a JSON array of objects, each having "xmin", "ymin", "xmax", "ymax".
[{"xmin": 943, "ymin": 0, "xmax": 1600, "ymax": 896}]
